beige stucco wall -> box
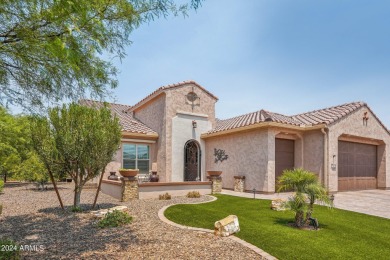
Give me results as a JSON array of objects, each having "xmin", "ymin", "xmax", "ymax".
[
  {"xmin": 131, "ymin": 83, "xmax": 217, "ymax": 182},
  {"xmin": 327, "ymin": 106, "xmax": 390, "ymax": 191},
  {"xmin": 165, "ymin": 83, "xmax": 217, "ymax": 181},
  {"xmin": 302, "ymin": 130, "xmax": 324, "ymax": 182},
  {"xmin": 133, "ymin": 94, "xmax": 167, "ymax": 181},
  {"xmin": 204, "ymin": 129, "xmax": 273, "ymax": 192}
]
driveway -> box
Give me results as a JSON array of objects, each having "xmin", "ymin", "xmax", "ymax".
[
  {"xmin": 222, "ymin": 189, "xmax": 390, "ymax": 219},
  {"xmin": 333, "ymin": 189, "xmax": 390, "ymax": 219}
]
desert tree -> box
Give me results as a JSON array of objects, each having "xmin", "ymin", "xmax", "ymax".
[
  {"xmin": 31, "ymin": 103, "xmax": 121, "ymax": 208},
  {"xmin": 0, "ymin": 0, "xmax": 202, "ymax": 109}
]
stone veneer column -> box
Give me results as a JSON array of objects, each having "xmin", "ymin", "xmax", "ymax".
[
  {"xmin": 210, "ymin": 176, "xmax": 222, "ymax": 194},
  {"xmin": 233, "ymin": 176, "xmax": 245, "ymax": 192},
  {"xmin": 121, "ymin": 177, "xmax": 139, "ymax": 201}
]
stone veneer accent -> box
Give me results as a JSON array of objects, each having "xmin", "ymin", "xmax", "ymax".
[
  {"xmin": 121, "ymin": 177, "xmax": 139, "ymax": 201},
  {"xmin": 210, "ymin": 176, "xmax": 222, "ymax": 194},
  {"xmin": 234, "ymin": 176, "xmax": 245, "ymax": 192}
]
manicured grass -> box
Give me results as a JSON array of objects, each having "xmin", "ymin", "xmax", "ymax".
[{"xmin": 165, "ymin": 195, "xmax": 390, "ymax": 260}]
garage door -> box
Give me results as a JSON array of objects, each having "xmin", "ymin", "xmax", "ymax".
[
  {"xmin": 338, "ymin": 141, "xmax": 377, "ymax": 191},
  {"xmin": 275, "ymin": 138, "xmax": 295, "ymax": 184}
]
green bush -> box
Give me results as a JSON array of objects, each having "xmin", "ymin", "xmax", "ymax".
[
  {"xmin": 159, "ymin": 192, "xmax": 171, "ymax": 200},
  {"xmin": 0, "ymin": 180, "xmax": 4, "ymax": 193},
  {"xmin": 71, "ymin": 206, "xmax": 83, "ymax": 213},
  {"xmin": 186, "ymin": 191, "xmax": 201, "ymax": 198},
  {"xmin": 97, "ymin": 210, "xmax": 132, "ymax": 228},
  {"xmin": 0, "ymin": 238, "xmax": 20, "ymax": 260}
]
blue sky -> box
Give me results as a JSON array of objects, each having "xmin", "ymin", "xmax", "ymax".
[{"xmin": 111, "ymin": 0, "xmax": 390, "ymax": 127}]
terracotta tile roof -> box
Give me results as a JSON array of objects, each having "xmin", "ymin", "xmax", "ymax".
[
  {"xmin": 79, "ymin": 99, "xmax": 157, "ymax": 135},
  {"xmin": 208, "ymin": 102, "xmax": 367, "ymax": 134},
  {"xmin": 129, "ymin": 80, "xmax": 218, "ymax": 112},
  {"xmin": 291, "ymin": 101, "xmax": 366, "ymax": 126}
]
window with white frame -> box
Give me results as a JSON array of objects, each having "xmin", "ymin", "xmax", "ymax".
[{"xmin": 122, "ymin": 144, "xmax": 150, "ymax": 174}]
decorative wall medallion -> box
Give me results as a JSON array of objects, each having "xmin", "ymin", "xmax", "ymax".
[{"xmin": 185, "ymin": 87, "xmax": 200, "ymax": 111}]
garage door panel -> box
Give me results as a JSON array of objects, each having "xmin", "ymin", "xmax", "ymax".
[
  {"xmin": 275, "ymin": 139, "xmax": 295, "ymax": 184},
  {"xmin": 338, "ymin": 141, "xmax": 377, "ymax": 191}
]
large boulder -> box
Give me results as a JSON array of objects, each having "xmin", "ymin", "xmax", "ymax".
[
  {"xmin": 271, "ymin": 198, "xmax": 287, "ymax": 211},
  {"xmin": 214, "ymin": 215, "xmax": 240, "ymax": 237}
]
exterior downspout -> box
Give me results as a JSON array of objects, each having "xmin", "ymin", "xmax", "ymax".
[{"xmin": 321, "ymin": 127, "xmax": 329, "ymax": 190}]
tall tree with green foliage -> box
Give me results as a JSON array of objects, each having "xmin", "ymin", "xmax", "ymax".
[
  {"xmin": 0, "ymin": 106, "xmax": 31, "ymax": 182},
  {"xmin": 0, "ymin": 0, "xmax": 202, "ymax": 109},
  {"xmin": 277, "ymin": 168, "xmax": 331, "ymax": 228},
  {"xmin": 31, "ymin": 103, "xmax": 121, "ymax": 208}
]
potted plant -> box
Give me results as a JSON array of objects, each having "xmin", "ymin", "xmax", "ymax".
[
  {"xmin": 207, "ymin": 148, "xmax": 229, "ymax": 176},
  {"xmin": 118, "ymin": 168, "xmax": 139, "ymax": 177}
]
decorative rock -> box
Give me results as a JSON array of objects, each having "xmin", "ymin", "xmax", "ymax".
[
  {"xmin": 271, "ymin": 198, "xmax": 287, "ymax": 211},
  {"xmin": 234, "ymin": 176, "xmax": 245, "ymax": 192},
  {"xmin": 91, "ymin": 205, "xmax": 128, "ymax": 218},
  {"xmin": 214, "ymin": 215, "xmax": 240, "ymax": 237}
]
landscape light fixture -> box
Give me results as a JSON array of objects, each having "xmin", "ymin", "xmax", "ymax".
[{"xmin": 192, "ymin": 120, "xmax": 197, "ymax": 128}]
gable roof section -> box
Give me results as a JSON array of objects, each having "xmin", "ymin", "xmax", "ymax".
[
  {"xmin": 207, "ymin": 101, "xmax": 388, "ymax": 135},
  {"xmin": 79, "ymin": 99, "xmax": 158, "ymax": 136},
  {"xmin": 291, "ymin": 101, "xmax": 366, "ymax": 126},
  {"xmin": 129, "ymin": 80, "xmax": 218, "ymax": 112}
]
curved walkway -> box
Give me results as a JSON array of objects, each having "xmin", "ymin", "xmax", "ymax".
[{"xmin": 158, "ymin": 195, "xmax": 276, "ymax": 260}]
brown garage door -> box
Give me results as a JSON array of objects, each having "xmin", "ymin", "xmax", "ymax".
[
  {"xmin": 275, "ymin": 138, "xmax": 295, "ymax": 184},
  {"xmin": 338, "ymin": 141, "xmax": 377, "ymax": 191}
]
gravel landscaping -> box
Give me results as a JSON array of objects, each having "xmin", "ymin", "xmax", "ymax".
[{"xmin": 0, "ymin": 183, "xmax": 261, "ymax": 259}]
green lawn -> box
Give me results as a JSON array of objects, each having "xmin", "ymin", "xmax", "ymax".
[{"xmin": 165, "ymin": 195, "xmax": 390, "ymax": 260}]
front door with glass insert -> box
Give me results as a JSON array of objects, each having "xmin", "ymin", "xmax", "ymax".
[{"xmin": 184, "ymin": 140, "xmax": 200, "ymax": 181}]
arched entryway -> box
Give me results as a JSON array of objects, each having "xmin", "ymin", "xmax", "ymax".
[{"xmin": 184, "ymin": 140, "xmax": 201, "ymax": 181}]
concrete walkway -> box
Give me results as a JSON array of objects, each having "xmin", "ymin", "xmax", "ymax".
[{"xmin": 221, "ymin": 189, "xmax": 390, "ymax": 219}]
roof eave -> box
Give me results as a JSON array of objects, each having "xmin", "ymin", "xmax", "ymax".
[
  {"xmin": 201, "ymin": 122, "xmax": 327, "ymax": 139},
  {"xmin": 121, "ymin": 131, "xmax": 159, "ymax": 139}
]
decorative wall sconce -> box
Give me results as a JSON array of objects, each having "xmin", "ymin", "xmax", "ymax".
[
  {"xmin": 332, "ymin": 155, "xmax": 336, "ymax": 164},
  {"xmin": 192, "ymin": 120, "xmax": 197, "ymax": 128}
]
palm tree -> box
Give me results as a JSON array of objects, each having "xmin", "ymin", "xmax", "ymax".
[{"xmin": 277, "ymin": 168, "xmax": 332, "ymax": 227}]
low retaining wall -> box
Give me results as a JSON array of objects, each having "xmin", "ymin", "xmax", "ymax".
[
  {"xmin": 101, "ymin": 180, "xmax": 212, "ymax": 200},
  {"xmin": 139, "ymin": 182, "xmax": 212, "ymax": 199},
  {"xmin": 101, "ymin": 180, "xmax": 122, "ymax": 200}
]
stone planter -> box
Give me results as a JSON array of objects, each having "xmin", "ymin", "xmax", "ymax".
[
  {"xmin": 119, "ymin": 169, "xmax": 139, "ymax": 177},
  {"xmin": 207, "ymin": 170, "xmax": 222, "ymax": 176}
]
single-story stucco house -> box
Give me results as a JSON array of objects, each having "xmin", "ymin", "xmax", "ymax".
[{"xmin": 81, "ymin": 80, "xmax": 390, "ymax": 193}]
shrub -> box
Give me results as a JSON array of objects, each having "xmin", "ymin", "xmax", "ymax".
[
  {"xmin": 71, "ymin": 206, "xmax": 83, "ymax": 213},
  {"xmin": 0, "ymin": 238, "xmax": 20, "ymax": 260},
  {"xmin": 0, "ymin": 180, "xmax": 4, "ymax": 193},
  {"xmin": 97, "ymin": 210, "xmax": 132, "ymax": 228},
  {"xmin": 186, "ymin": 191, "xmax": 201, "ymax": 198},
  {"xmin": 159, "ymin": 192, "xmax": 171, "ymax": 200}
]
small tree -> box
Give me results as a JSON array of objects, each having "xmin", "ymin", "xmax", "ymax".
[
  {"xmin": 14, "ymin": 152, "xmax": 50, "ymax": 190},
  {"xmin": 31, "ymin": 103, "xmax": 121, "ymax": 208},
  {"xmin": 277, "ymin": 168, "xmax": 331, "ymax": 228}
]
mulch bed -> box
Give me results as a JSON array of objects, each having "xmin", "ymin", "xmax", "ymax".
[{"xmin": 0, "ymin": 183, "xmax": 261, "ymax": 259}]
